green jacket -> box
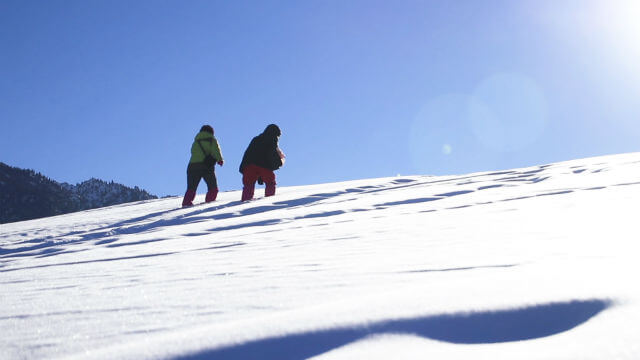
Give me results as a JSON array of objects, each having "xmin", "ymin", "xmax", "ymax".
[{"xmin": 189, "ymin": 131, "xmax": 223, "ymax": 164}]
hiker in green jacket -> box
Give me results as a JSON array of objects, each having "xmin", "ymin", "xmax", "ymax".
[{"xmin": 181, "ymin": 125, "xmax": 224, "ymax": 207}]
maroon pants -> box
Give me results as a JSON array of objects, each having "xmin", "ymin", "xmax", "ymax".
[{"xmin": 242, "ymin": 164, "xmax": 276, "ymax": 201}]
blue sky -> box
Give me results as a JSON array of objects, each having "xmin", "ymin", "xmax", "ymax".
[{"xmin": 2, "ymin": 0, "xmax": 639, "ymax": 197}]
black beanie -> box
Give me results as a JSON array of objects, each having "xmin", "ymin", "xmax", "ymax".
[
  {"xmin": 200, "ymin": 125, "xmax": 214, "ymax": 134},
  {"xmin": 264, "ymin": 124, "xmax": 281, "ymax": 137}
]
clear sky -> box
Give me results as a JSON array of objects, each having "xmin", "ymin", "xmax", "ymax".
[{"xmin": 2, "ymin": 0, "xmax": 639, "ymax": 197}]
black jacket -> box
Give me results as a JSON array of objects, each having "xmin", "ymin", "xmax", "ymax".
[{"xmin": 239, "ymin": 128, "xmax": 282, "ymax": 173}]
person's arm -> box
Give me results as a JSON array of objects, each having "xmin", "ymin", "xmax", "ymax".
[
  {"xmin": 268, "ymin": 142, "xmax": 283, "ymax": 170},
  {"xmin": 211, "ymin": 137, "xmax": 223, "ymax": 165},
  {"xmin": 277, "ymin": 147, "xmax": 285, "ymax": 165}
]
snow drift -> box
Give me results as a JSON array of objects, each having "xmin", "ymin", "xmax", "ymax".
[{"xmin": 2, "ymin": 153, "xmax": 640, "ymax": 359}]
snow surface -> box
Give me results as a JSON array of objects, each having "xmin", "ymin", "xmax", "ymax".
[{"xmin": 2, "ymin": 153, "xmax": 640, "ymax": 360}]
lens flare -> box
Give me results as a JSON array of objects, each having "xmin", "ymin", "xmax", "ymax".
[
  {"xmin": 469, "ymin": 73, "xmax": 548, "ymax": 152},
  {"xmin": 442, "ymin": 144, "xmax": 453, "ymax": 155},
  {"xmin": 409, "ymin": 94, "xmax": 479, "ymax": 174}
]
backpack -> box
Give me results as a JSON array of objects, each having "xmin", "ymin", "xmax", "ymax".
[{"xmin": 197, "ymin": 140, "xmax": 216, "ymax": 167}]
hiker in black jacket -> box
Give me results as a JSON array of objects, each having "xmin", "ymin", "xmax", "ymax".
[{"xmin": 239, "ymin": 124, "xmax": 285, "ymax": 201}]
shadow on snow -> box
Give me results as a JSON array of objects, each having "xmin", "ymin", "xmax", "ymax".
[{"xmin": 177, "ymin": 299, "xmax": 611, "ymax": 360}]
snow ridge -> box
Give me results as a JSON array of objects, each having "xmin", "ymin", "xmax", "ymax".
[{"xmin": 2, "ymin": 153, "xmax": 640, "ymax": 360}]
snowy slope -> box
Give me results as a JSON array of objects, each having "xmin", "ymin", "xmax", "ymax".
[{"xmin": 2, "ymin": 153, "xmax": 640, "ymax": 360}]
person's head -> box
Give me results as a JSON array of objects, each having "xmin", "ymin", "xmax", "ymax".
[
  {"xmin": 263, "ymin": 124, "xmax": 281, "ymax": 137},
  {"xmin": 200, "ymin": 125, "xmax": 214, "ymax": 135}
]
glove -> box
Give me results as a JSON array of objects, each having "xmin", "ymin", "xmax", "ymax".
[
  {"xmin": 257, "ymin": 177, "xmax": 264, "ymax": 185},
  {"xmin": 217, "ymin": 160, "xmax": 224, "ymax": 166}
]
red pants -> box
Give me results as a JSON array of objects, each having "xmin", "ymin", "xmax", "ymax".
[{"xmin": 242, "ymin": 164, "xmax": 276, "ymax": 201}]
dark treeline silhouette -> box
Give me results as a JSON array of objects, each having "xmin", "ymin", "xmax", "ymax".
[{"xmin": 0, "ymin": 162, "xmax": 156, "ymax": 224}]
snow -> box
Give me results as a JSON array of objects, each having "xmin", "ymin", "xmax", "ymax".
[{"xmin": 2, "ymin": 153, "xmax": 640, "ymax": 360}]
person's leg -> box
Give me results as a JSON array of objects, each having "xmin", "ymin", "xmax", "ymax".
[
  {"xmin": 260, "ymin": 169, "xmax": 277, "ymax": 197},
  {"xmin": 241, "ymin": 165, "xmax": 259, "ymax": 201},
  {"xmin": 182, "ymin": 189, "xmax": 196, "ymax": 207},
  {"xmin": 205, "ymin": 188, "xmax": 218, "ymax": 202},
  {"xmin": 203, "ymin": 169, "xmax": 218, "ymax": 202},
  {"xmin": 182, "ymin": 165, "xmax": 201, "ymax": 207}
]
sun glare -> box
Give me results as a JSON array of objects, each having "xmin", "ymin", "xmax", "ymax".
[
  {"xmin": 586, "ymin": 0, "xmax": 640, "ymax": 78},
  {"xmin": 594, "ymin": 1, "xmax": 640, "ymax": 55},
  {"xmin": 533, "ymin": 0, "xmax": 640, "ymax": 81}
]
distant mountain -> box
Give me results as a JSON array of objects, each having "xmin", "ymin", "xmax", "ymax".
[{"xmin": 0, "ymin": 162, "xmax": 157, "ymax": 224}]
